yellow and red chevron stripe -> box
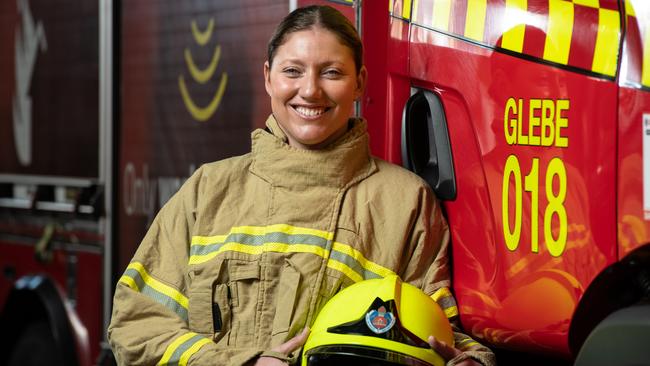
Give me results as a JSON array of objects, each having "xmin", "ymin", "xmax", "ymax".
[
  {"xmin": 409, "ymin": 0, "xmax": 621, "ymax": 77},
  {"xmin": 621, "ymin": 0, "xmax": 650, "ymax": 89},
  {"xmin": 390, "ymin": 0, "xmax": 414, "ymax": 20}
]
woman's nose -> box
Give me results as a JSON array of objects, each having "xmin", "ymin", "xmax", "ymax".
[{"xmin": 298, "ymin": 72, "xmax": 322, "ymax": 100}]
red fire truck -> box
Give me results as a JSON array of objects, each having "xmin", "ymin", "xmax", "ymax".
[
  {"xmin": 1, "ymin": 0, "xmax": 649, "ymax": 365},
  {"xmin": 362, "ymin": 0, "xmax": 650, "ymax": 364}
]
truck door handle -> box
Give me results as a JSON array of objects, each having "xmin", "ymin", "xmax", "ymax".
[{"xmin": 401, "ymin": 90, "xmax": 456, "ymax": 200}]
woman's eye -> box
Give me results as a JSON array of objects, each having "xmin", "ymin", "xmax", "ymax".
[
  {"xmin": 282, "ymin": 68, "xmax": 301, "ymax": 77},
  {"xmin": 323, "ymin": 69, "xmax": 342, "ymax": 77}
]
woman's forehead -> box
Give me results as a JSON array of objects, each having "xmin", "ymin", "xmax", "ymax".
[{"xmin": 273, "ymin": 28, "xmax": 355, "ymax": 64}]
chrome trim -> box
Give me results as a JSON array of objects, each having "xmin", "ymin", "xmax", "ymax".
[
  {"xmin": 0, "ymin": 174, "xmax": 96, "ymax": 187},
  {"xmin": 99, "ymin": 0, "xmax": 114, "ymax": 341},
  {"xmin": 0, "ymin": 198, "xmax": 31, "ymax": 209}
]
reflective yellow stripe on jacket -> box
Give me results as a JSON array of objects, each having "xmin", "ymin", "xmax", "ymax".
[
  {"xmin": 456, "ymin": 336, "xmax": 480, "ymax": 351},
  {"xmin": 431, "ymin": 286, "xmax": 459, "ymax": 319},
  {"xmin": 191, "ymin": 224, "xmax": 395, "ymax": 283},
  {"xmin": 158, "ymin": 332, "xmax": 211, "ymax": 366},
  {"xmin": 119, "ymin": 262, "xmax": 189, "ymax": 322}
]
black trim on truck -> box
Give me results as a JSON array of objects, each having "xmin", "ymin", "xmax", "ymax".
[{"xmin": 402, "ymin": 89, "xmax": 457, "ymax": 201}]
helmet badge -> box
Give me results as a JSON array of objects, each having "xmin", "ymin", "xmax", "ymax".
[{"xmin": 365, "ymin": 305, "xmax": 396, "ymax": 334}]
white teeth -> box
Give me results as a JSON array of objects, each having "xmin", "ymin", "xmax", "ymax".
[{"xmin": 295, "ymin": 106, "xmax": 326, "ymax": 117}]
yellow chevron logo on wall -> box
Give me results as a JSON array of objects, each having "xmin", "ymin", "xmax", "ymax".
[{"xmin": 178, "ymin": 18, "xmax": 228, "ymax": 122}]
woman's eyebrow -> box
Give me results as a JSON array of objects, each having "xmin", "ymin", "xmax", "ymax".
[
  {"xmin": 278, "ymin": 58, "xmax": 306, "ymax": 66},
  {"xmin": 279, "ymin": 58, "xmax": 346, "ymax": 67}
]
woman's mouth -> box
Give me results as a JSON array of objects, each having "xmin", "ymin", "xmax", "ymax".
[{"xmin": 293, "ymin": 105, "xmax": 329, "ymax": 118}]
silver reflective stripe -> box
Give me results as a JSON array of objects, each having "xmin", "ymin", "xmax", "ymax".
[{"xmin": 190, "ymin": 231, "xmax": 328, "ymax": 257}]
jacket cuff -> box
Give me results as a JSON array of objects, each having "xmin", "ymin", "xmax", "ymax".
[
  {"xmin": 230, "ymin": 350, "xmax": 265, "ymax": 366},
  {"xmin": 447, "ymin": 350, "xmax": 496, "ymax": 366},
  {"xmin": 189, "ymin": 347, "xmax": 263, "ymax": 366},
  {"xmin": 259, "ymin": 350, "xmax": 292, "ymax": 363}
]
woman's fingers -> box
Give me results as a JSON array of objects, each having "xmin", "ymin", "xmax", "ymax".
[
  {"xmin": 428, "ymin": 335, "xmax": 462, "ymax": 361},
  {"xmin": 272, "ymin": 327, "xmax": 310, "ymax": 355},
  {"xmin": 252, "ymin": 357, "xmax": 290, "ymax": 366}
]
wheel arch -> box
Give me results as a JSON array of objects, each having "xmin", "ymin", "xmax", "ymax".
[
  {"xmin": 0, "ymin": 274, "xmax": 81, "ymax": 366},
  {"xmin": 569, "ymin": 244, "xmax": 650, "ymax": 357}
]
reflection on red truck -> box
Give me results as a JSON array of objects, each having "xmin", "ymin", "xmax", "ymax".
[{"xmin": 1, "ymin": 0, "xmax": 649, "ymax": 365}]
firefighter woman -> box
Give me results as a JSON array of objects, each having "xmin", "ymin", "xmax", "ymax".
[{"xmin": 108, "ymin": 5, "xmax": 495, "ymax": 366}]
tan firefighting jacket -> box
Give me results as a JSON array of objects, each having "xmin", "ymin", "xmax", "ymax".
[{"xmin": 108, "ymin": 115, "xmax": 495, "ymax": 366}]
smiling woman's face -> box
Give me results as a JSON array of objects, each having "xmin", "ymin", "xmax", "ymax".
[{"xmin": 264, "ymin": 27, "xmax": 367, "ymax": 150}]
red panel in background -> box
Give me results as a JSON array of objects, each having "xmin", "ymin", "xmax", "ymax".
[
  {"xmin": 118, "ymin": 1, "xmax": 288, "ymax": 271},
  {"xmin": 118, "ymin": 0, "xmax": 158, "ymax": 271},
  {"xmin": 75, "ymin": 250, "xmax": 103, "ymax": 364},
  {"xmin": 0, "ymin": 1, "xmax": 17, "ymax": 172},
  {"xmin": 0, "ymin": 0, "xmax": 99, "ymax": 178}
]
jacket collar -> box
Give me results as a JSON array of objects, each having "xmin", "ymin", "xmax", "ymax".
[{"xmin": 250, "ymin": 115, "xmax": 377, "ymax": 189}]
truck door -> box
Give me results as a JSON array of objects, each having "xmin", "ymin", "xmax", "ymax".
[
  {"xmin": 403, "ymin": 0, "xmax": 620, "ymax": 356},
  {"xmin": 617, "ymin": 0, "xmax": 650, "ymax": 256}
]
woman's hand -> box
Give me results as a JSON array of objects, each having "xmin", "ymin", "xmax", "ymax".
[
  {"xmin": 428, "ymin": 336, "xmax": 482, "ymax": 366},
  {"xmin": 252, "ymin": 327, "xmax": 310, "ymax": 365}
]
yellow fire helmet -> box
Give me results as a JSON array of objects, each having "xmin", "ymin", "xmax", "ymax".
[{"xmin": 301, "ymin": 275, "xmax": 454, "ymax": 366}]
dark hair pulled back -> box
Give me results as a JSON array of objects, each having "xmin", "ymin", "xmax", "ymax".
[{"xmin": 267, "ymin": 5, "xmax": 363, "ymax": 74}]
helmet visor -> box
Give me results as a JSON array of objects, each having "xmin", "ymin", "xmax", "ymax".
[{"xmin": 305, "ymin": 345, "xmax": 432, "ymax": 366}]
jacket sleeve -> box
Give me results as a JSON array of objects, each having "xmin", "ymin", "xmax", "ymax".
[
  {"xmin": 107, "ymin": 166, "xmax": 263, "ymax": 366},
  {"xmin": 399, "ymin": 185, "xmax": 496, "ymax": 366}
]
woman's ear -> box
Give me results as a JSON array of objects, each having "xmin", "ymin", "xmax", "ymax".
[
  {"xmin": 264, "ymin": 61, "xmax": 272, "ymax": 96},
  {"xmin": 355, "ymin": 65, "xmax": 368, "ymax": 99}
]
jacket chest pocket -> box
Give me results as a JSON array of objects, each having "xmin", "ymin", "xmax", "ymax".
[
  {"xmin": 227, "ymin": 260, "xmax": 261, "ymax": 346},
  {"xmin": 188, "ymin": 259, "xmax": 262, "ymax": 346},
  {"xmin": 188, "ymin": 260, "xmax": 232, "ymax": 343},
  {"xmin": 227, "ymin": 260, "xmax": 261, "ymax": 312}
]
